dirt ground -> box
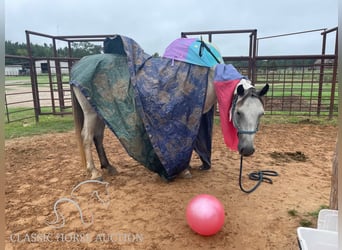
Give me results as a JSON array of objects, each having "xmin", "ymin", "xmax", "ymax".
[{"xmin": 5, "ymin": 122, "xmax": 337, "ymax": 250}]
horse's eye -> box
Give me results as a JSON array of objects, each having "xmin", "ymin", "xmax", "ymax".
[{"xmin": 236, "ymin": 111, "xmax": 241, "ymax": 116}]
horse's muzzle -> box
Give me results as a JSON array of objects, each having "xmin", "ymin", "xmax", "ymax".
[{"xmin": 239, "ymin": 146, "xmax": 255, "ymax": 156}]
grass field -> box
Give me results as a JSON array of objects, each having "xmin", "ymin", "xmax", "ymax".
[{"xmin": 4, "ymin": 108, "xmax": 74, "ymax": 139}]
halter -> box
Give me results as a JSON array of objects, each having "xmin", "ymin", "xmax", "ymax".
[{"xmin": 230, "ymin": 94, "xmax": 260, "ymax": 135}]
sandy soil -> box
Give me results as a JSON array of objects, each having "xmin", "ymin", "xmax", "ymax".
[{"xmin": 5, "ymin": 122, "xmax": 337, "ymax": 250}]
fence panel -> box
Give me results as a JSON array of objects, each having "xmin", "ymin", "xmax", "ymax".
[
  {"xmin": 31, "ymin": 57, "xmax": 76, "ymax": 116},
  {"xmin": 225, "ymin": 55, "xmax": 338, "ymax": 117},
  {"xmin": 258, "ymin": 55, "xmax": 337, "ymax": 117},
  {"xmin": 4, "ymin": 55, "xmax": 36, "ymax": 123}
]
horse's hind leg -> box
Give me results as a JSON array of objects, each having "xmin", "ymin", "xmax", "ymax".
[
  {"xmin": 81, "ymin": 111, "xmax": 104, "ymax": 180},
  {"xmin": 73, "ymin": 87, "xmax": 103, "ymax": 180},
  {"xmin": 93, "ymin": 119, "xmax": 118, "ymax": 175}
]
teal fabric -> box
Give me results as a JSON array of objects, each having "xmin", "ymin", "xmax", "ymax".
[{"xmin": 163, "ymin": 38, "xmax": 223, "ymax": 67}]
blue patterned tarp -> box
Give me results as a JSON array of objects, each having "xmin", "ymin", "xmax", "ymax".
[{"xmin": 70, "ymin": 35, "xmax": 212, "ymax": 180}]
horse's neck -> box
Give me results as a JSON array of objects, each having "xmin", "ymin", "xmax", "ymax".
[{"xmin": 203, "ymin": 68, "xmax": 217, "ymax": 114}]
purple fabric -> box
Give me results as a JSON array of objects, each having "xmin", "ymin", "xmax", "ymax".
[
  {"xmin": 163, "ymin": 38, "xmax": 197, "ymax": 61},
  {"xmin": 163, "ymin": 38, "xmax": 223, "ymax": 67}
]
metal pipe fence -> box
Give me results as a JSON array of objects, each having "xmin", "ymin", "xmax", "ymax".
[
  {"xmin": 4, "ymin": 55, "xmax": 36, "ymax": 123},
  {"xmin": 225, "ymin": 54, "xmax": 338, "ymax": 117},
  {"xmin": 4, "ymin": 55, "xmax": 78, "ymax": 123},
  {"xmin": 4, "ymin": 29, "xmax": 338, "ymax": 123},
  {"xmin": 259, "ymin": 55, "xmax": 337, "ymax": 118}
]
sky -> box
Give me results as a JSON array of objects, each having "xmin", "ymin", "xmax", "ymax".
[{"xmin": 5, "ymin": 0, "xmax": 338, "ymax": 56}]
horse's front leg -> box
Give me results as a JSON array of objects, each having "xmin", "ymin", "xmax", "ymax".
[{"xmin": 93, "ymin": 118, "xmax": 118, "ymax": 176}]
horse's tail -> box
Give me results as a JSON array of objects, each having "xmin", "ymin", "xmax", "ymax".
[{"xmin": 71, "ymin": 87, "xmax": 86, "ymax": 169}]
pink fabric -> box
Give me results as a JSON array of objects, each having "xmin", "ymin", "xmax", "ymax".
[{"xmin": 214, "ymin": 79, "xmax": 241, "ymax": 151}]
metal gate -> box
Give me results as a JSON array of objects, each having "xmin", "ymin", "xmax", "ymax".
[
  {"xmin": 5, "ymin": 28, "xmax": 338, "ymax": 123},
  {"xmin": 181, "ymin": 28, "xmax": 338, "ymax": 118},
  {"xmin": 24, "ymin": 31, "xmax": 115, "ymax": 121}
]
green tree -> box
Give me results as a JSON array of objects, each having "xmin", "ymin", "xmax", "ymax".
[
  {"xmin": 5, "ymin": 40, "xmax": 103, "ymax": 59},
  {"xmin": 71, "ymin": 42, "xmax": 102, "ymax": 57}
]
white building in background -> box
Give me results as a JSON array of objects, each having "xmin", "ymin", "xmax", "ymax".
[
  {"xmin": 6, "ymin": 60, "xmax": 70, "ymax": 76},
  {"xmin": 34, "ymin": 60, "xmax": 70, "ymax": 75},
  {"xmin": 5, "ymin": 65, "xmax": 23, "ymax": 76}
]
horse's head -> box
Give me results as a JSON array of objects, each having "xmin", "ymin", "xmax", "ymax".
[{"xmin": 231, "ymin": 80, "xmax": 269, "ymax": 156}]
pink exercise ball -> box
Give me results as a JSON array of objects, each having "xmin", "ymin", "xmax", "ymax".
[{"xmin": 186, "ymin": 194, "xmax": 225, "ymax": 236}]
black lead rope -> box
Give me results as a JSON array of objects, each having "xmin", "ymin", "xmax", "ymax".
[{"xmin": 239, "ymin": 155, "xmax": 279, "ymax": 194}]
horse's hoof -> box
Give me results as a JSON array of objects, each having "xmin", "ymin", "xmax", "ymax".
[
  {"xmin": 160, "ymin": 175, "xmax": 171, "ymax": 183},
  {"xmin": 101, "ymin": 164, "xmax": 118, "ymax": 176},
  {"xmin": 107, "ymin": 166, "xmax": 118, "ymax": 176},
  {"xmin": 92, "ymin": 175, "xmax": 104, "ymax": 181},
  {"xmin": 90, "ymin": 171, "xmax": 103, "ymax": 181},
  {"xmin": 199, "ymin": 164, "xmax": 211, "ymax": 171},
  {"xmin": 180, "ymin": 169, "xmax": 192, "ymax": 179}
]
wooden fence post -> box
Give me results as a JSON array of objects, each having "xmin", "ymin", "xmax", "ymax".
[{"xmin": 329, "ymin": 141, "xmax": 338, "ymax": 209}]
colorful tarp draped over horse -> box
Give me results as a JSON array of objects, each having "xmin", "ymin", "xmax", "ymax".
[
  {"xmin": 70, "ymin": 35, "xmax": 222, "ymax": 180},
  {"xmin": 163, "ymin": 38, "xmax": 224, "ymax": 66}
]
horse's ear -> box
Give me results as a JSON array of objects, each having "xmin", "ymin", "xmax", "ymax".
[
  {"xmin": 237, "ymin": 84, "xmax": 245, "ymax": 96},
  {"xmin": 259, "ymin": 83, "xmax": 269, "ymax": 97}
]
